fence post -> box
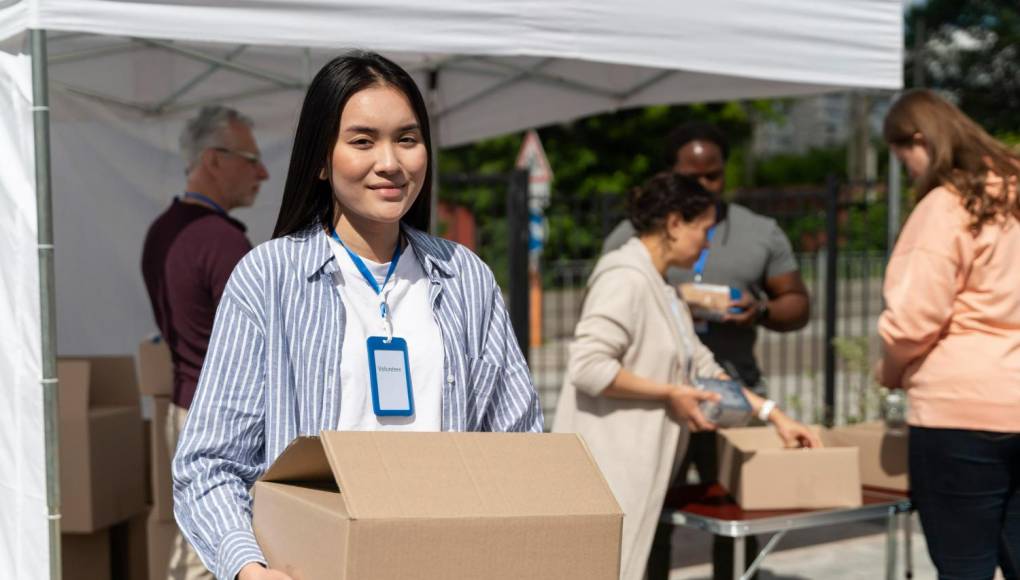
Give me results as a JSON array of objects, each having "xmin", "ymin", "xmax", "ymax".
[
  {"xmin": 507, "ymin": 169, "xmax": 530, "ymax": 361},
  {"xmin": 823, "ymin": 176, "xmax": 839, "ymax": 427},
  {"xmin": 887, "ymin": 150, "xmax": 902, "ymax": 256}
]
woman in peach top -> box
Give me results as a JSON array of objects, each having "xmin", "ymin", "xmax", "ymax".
[{"xmin": 878, "ymin": 89, "xmax": 1020, "ymax": 580}]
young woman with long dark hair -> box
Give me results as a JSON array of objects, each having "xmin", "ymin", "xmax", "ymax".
[
  {"xmin": 878, "ymin": 89, "xmax": 1020, "ymax": 579},
  {"xmin": 172, "ymin": 51, "xmax": 542, "ymax": 580}
]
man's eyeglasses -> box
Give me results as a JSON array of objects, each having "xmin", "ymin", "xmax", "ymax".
[{"xmin": 212, "ymin": 147, "xmax": 262, "ymax": 166}]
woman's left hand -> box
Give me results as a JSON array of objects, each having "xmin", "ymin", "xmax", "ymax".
[{"xmin": 771, "ymin": 412, "xmax": 823, "ymax": 448}]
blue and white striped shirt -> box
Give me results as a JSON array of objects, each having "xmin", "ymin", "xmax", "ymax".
[{"xmin": 172, "ymin": 225, "xmax": 543, "ymax": 579}]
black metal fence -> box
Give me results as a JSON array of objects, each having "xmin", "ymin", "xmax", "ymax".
[
  {"xmin": 442, "ymin": 174, "xmax": 889, "ymax": 429},
  {"xmin": 524, "ymin": 181, "xmax": 889, "ymax": 428}
]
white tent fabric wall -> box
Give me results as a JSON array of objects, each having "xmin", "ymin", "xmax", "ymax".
[
  {"xmin": 47, "ymin": 88, "xmax": 299, "ymax": 355},
  {"xmin": 0, "ymin": 45, "xmax": 49, "ymax": 580}
]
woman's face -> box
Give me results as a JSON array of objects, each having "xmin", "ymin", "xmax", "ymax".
[
  {"xmin": 328, "ymin": 84, "xmax": 428, "ymax": 226},
  {"xmin": 891, "ymin": 133, "xmax": 931, "ymax": 183},
  {"xmin": 665, "ymin": 204, "xmax": 716, "ymax": 268}
]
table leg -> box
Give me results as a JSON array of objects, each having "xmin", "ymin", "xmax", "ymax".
[
  {"xmin": 885, "ymin": 507, "xmax": 898, "ymax": 580},
  {"xmin": 903, "ymin": 511, "xmax": 914, "ymax": 579},
  {"xmin": 742, "ymin": 530, "xmax": 786, "ymax": 580},
  {"xmin": 733, "ymin": 535, "xmax": 745, "ymax": 580}
]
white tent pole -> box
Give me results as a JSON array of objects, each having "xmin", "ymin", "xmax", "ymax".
[{"xmin": 30, "ymin": 28, "xmax": 63, "ymax": 580}]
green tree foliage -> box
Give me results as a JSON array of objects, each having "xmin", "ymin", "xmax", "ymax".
[
  {"xmin": 754, "ymin": 146, "xmax": 846, "ymax": 187},
  {"xmin": 907, "ymin": 0, "xmax": 1020, "ymax": 129},
  {"xmin": 439, "ymin": 103, "xmax": 763, "ymax": 266}
]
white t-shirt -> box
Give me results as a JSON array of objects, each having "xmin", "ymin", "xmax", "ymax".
[{"xmin": 330, "ymin": 238, "xmax": 444, "ymax": 431}]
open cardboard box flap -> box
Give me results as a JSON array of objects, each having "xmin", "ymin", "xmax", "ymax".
[{"xmin": 261, "ymin": 431, "xmax": 622, "ymax": 520}]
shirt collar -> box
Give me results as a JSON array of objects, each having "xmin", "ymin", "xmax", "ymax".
[
  {"xmin": 301, "ymin": 223, "xmax": 454, "ymax": 280},
  {"xmin": 173, "ymin": 197, "xmax": 248, "ymax": 233}
]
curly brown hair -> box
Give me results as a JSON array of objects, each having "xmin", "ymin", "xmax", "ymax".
[
  {"xmin": 883, "ymin": 89, "xmax": 1020, "ymax": 233},
  {"xmin": 627, "ymin": 172, "xmax": 715, "ymax": 235}
]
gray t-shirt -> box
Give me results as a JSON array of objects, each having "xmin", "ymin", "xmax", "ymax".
[{"xmin": 601, "ymin": 203, "xmax": 798, "ymax": 388}]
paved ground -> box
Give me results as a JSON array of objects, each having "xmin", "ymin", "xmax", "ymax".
[{"xmin": 665, "ymin": 513, "xmax": 1007, "ymax": 579}]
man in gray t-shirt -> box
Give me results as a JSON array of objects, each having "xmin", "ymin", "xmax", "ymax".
[
  {"xmin": 602, "ymin": 122, "xmax": 809, "ymax": 393},
  {"xmin": 604, "ymin": 122, "xmax": 809, "ymax": 580}
]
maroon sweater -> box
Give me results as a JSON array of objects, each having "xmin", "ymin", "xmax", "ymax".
[{"xmin": 141, "ymin": 199, "xmax": 252, "ymax": 409}]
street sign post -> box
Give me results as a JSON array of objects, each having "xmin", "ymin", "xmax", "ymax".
[{"xmin": 515, "ymin": 130, "xmax": 553, "ymax": 348}]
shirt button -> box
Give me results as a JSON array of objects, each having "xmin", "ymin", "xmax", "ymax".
[{"xmin": 446, "ymin": 374, "xmax": 454, "ymax": 384}]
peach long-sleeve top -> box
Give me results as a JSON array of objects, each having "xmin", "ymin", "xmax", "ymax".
[{"xmin": 878, "ymin": 180, "xmax": 1020, "ymax": 432}]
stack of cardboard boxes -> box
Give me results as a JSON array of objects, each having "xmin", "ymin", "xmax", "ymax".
[
  {"xmin": 58, "ymin": 356, "xmax": 147, "ymax": 580},
  {"xmin": 136, "ymin": 338, "xmax": 179, "ymax": 580}
]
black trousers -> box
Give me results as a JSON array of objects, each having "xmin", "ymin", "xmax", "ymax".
[
  {"xmin": 647, "ymin": 431, "xmax": 760, "ymax": 580},
  {"xmin": 910, "ymin": 426, "xmax": 1020, "ymax": 580}
]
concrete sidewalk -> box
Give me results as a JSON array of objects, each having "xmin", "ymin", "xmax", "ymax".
[{"xmin": 666, "ymin": 513, "xmax": 1007, "ymax": 579}]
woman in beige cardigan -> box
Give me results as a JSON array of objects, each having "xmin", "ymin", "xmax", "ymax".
[{"xmin": 554, "ymin": 173, "xmax": 819, "ymax": 580}]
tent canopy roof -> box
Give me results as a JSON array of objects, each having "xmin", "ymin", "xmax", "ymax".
[{"xmin": 3, "ymin": 0, "xmax": 902, "ymax": 146}]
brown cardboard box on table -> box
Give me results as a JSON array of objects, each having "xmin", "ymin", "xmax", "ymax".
[
  {"xmin": 253, "ymin": 431, "xmax": 623, "ymax": 580},
  {"xmin": 717, "ymin": 426, "xmax": 862, "ymax": 510},
  {"xmin": 58, "ymin": 356, "xmax": 147, "ymax": 533},
  {"xmin": 827, "ymin": 421, "xmax": 908, "ymax": 492}
]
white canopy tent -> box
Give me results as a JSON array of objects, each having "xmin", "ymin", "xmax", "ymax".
[{"xmin": 0, "ymin": 1, "xmax": 902, "ymax": 577}]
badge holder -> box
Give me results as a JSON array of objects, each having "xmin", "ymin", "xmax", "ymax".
[{"xmin": 367, "ymin": 336, "xmax": 414, "ymax": 417}]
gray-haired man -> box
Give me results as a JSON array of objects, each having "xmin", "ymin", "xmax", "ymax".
[{"xmin": 142, "ymin": 106, "xmax": 268, "ymax": 580}]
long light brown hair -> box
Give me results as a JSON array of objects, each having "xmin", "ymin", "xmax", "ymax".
[{"xmin": 883, "ymin": 89, "xmax": 1019, "ymax": 232}]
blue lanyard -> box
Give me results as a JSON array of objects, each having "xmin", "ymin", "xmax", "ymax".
[
  {"xmin": 692, "ymin": 225, "xmax": 716, "ymax": 282},
  {"xmin": 184, "ymin": 192, "xmax": 227, "ymax": 215},
  {"xmin": 330, "ymin": 228, "xmax": 402, "ymax": 318}
]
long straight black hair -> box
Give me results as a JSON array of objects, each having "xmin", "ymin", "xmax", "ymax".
[{"xmin": 272, "ymin": 51, "xmax": 433, "ymax": 238}]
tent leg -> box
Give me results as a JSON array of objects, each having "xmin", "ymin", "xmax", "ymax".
[{"xmin": 31, "ymin": 28, "xmax": 62, "ymax": 580}]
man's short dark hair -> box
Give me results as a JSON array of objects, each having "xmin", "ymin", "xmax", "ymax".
[{"xmin": 663, "ymin": 121, "xmax": 729, "ymax": 167}]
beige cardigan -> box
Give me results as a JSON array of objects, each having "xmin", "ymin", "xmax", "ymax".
[{"xmin": 553, "ymin": 238, "xmax": 723, "ymax": 580}]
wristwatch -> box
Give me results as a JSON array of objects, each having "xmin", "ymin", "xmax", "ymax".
[{"xmin": 754, "ymin": 300, "xmax": 769, "ymax": 325}]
